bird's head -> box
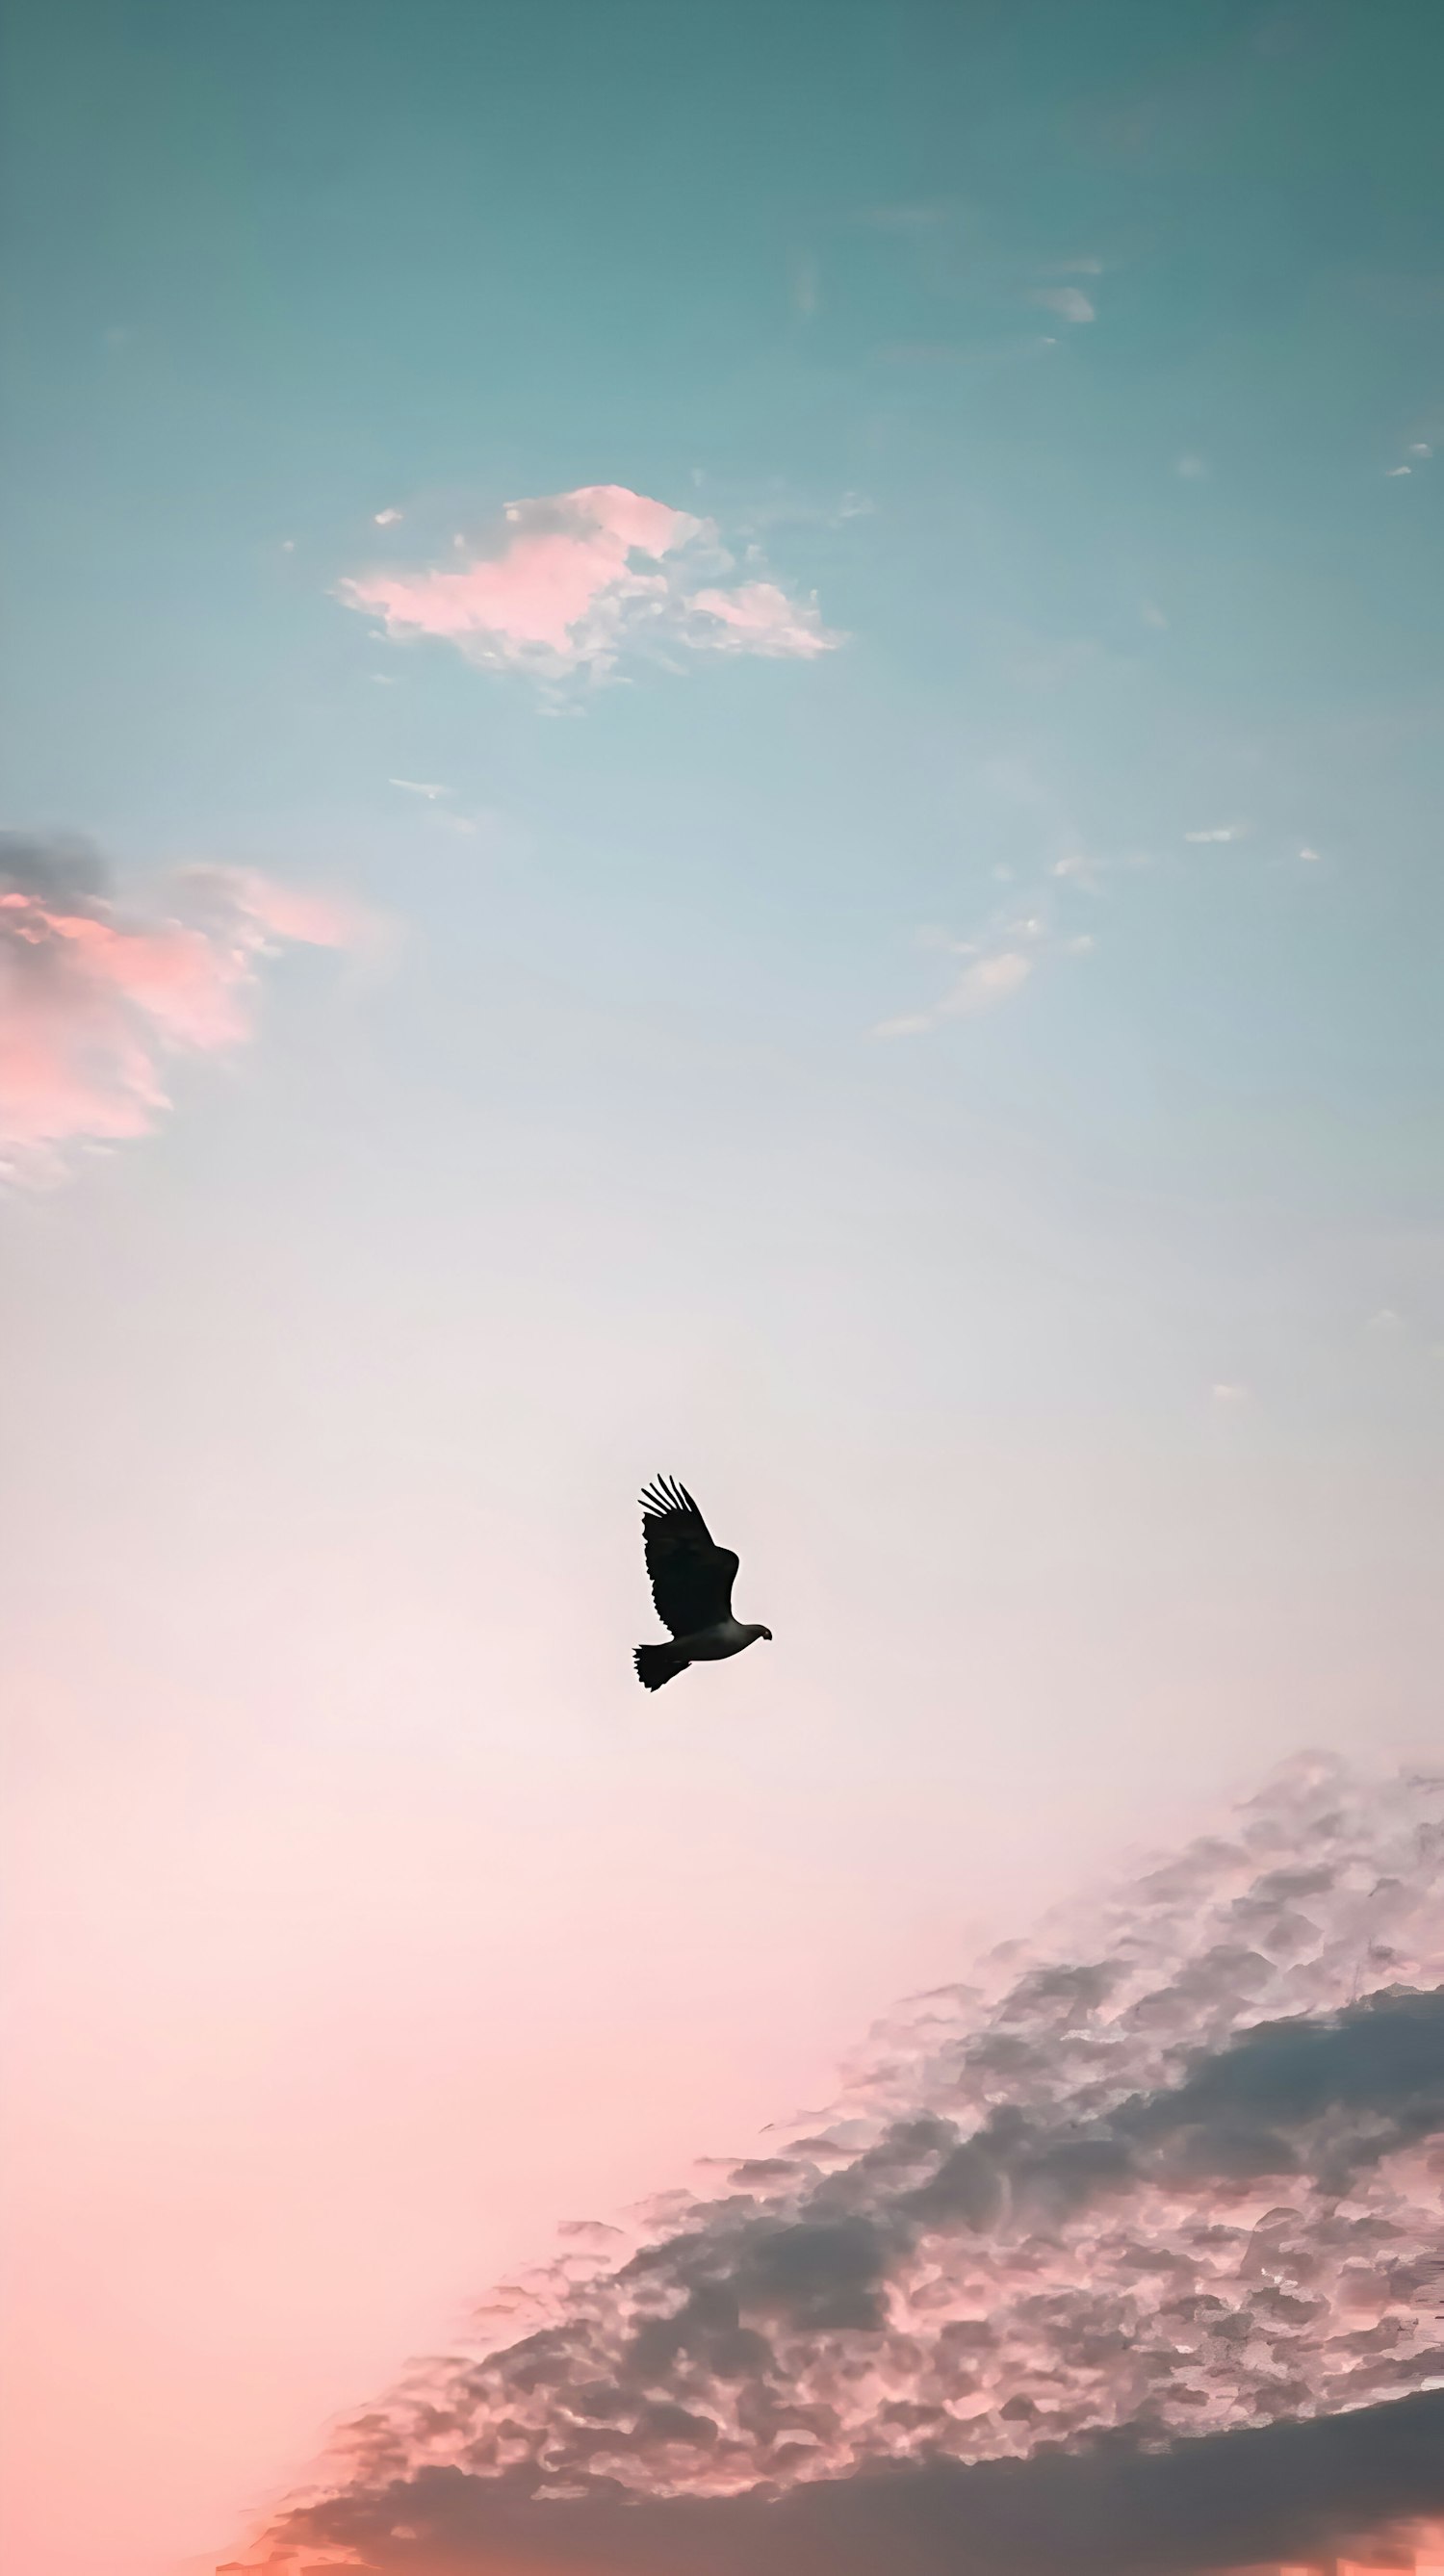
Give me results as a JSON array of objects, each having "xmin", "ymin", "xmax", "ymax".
[{"xmin": 754, "ymin": 1624, "xmax": 774, "ymax": 1643}]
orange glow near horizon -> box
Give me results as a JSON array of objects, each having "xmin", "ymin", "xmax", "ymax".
[{"xmin": 1252, "ymin": 2528, "xmax": 1444, "ymax": 2576}]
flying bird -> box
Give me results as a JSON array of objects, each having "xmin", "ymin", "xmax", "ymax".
[{"xmin": 634, "ymin": 1477, "xmax": 772, "ymax": 1691}]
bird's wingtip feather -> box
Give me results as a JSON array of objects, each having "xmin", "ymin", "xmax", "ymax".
[{"xmin": 639, "ymin": 1475, "xmax": 708, "ymax": 1527}]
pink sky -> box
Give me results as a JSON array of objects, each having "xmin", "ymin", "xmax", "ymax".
[
  {"xmin": 2, "ymin": 1690, "xmax": 1035, "ymax": 2576},
  {"xmin": 4, "ymin": 1095, "xmax": 1438, "ymax": 2576}
]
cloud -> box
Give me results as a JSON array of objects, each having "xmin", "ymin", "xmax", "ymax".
[
  {"xmin": 0, "ymin": 833, "xmax": 359, "ymax": 1184},
  {"xmin": 1184, "ymin": 826, "xmax": 1244, "ymax": 845},
  {"xmin": 874, "ymin": 948, "xmax": 1034, "ymax": 1039},
  {"xmin": 1029, "ymin": 287, "xmax": 1096, "ymax": 323},
  {"xmin": 374, "ymin": 508, "xmax": 403, "ymax": 526},
  {"xmin": 963, "ymin": 950, "xmax": 1034, "ymax": 1003},
  {"xmin": 876, "ymin": 772, "xmax": 1114, "ymax": 1037},
  {"xmin": 338, "ymin": 485, "xmax": 843, "ymax": 688},
  {"xmin": 939, "ymin": 948, "xmax": 1033, "ymax": 1016},
  {"xmin": 386, "ymin": 779, "xmax": 501, "ymax": 840},
  {"xmin": 684, "ymin": 582, "xmax": 838, "ymax": 659},
  {"xmin": 234, "ymin": 2403, "xmax": 1444, "ymax": 2573},
  {"xmin": 235, "ymin": 1758, "xmax": 1444, "ymax": 2576}
]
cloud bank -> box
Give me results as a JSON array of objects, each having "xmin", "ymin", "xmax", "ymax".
[
  {"xmin": 0, "ymin": 833, "xmax": 356, "ymax": 1182},
  {"xmin": 238, "ymin": 1757, "xmax": 1444, "ymax": 2574},
  {"xmin": 338, "ymin": 484, "xmax": 842, "ymax": 686}
]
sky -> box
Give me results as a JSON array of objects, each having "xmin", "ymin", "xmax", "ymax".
[{"xmin": 0, "ymin": 3, "xmax": 1441, "ymax": 2574}]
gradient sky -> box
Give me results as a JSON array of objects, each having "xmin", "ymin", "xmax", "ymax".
[{"xmin": 1, "ymin": 5, "xmax": 1441, "ymax": 2575}]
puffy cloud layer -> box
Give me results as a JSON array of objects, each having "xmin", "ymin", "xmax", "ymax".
[
  {"xmin": 0, "ymin": 833, "xmax": 356, "ymax": 1182},
  {"xmin": 241, "ymin": 1757, "xmax": 1444, "ymax": 2574},
  {"xmin": 338, "ymin": 485, "xmax": 842, "ymax": 684}
]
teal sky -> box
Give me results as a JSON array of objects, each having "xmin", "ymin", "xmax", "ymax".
[
  {"xmin": 5, "ymin": 0, "xmax": 1442, "ymax": 1211},
  {"xmin": 1, "ymin": 7, "xmax": 1442, "ymax": 2575}
]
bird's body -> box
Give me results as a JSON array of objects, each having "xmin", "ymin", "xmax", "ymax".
[
  {"xmin": 677, "ymin": 1614, "xmax": 760, "ymax": 1661},
  {"xmin": 634, "ymin": 1478, "xmax": 771, "ymax": 1690}
]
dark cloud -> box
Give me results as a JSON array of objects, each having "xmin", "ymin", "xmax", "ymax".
[
  {"xmin": 0, "ymin": 829, "xmax": 108, "ymax": 908},
  {"xmin": 244, "ymin": 2389, "xmax": 1444, "ymax": 2572},
  {"xmin": 1127, "ymin": 1988, "xmax": 1444, "ymax": 2194},
  {"xmin": 232, "ymin": 1762, "xmax": 1444, "ymax": 2573}
]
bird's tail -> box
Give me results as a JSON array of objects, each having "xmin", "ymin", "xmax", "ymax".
[{"xmin": 634, "ymin": 1642, "xmax": 687, "ymax": 1692}]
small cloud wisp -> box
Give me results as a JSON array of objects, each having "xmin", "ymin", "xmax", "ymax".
[
  {"xmin": 1029, "ymin": 286, "xmax": 1096, "ymax": 324},
  {"xmin": 874, "ymin": 945, "xmax": 1035, "ymax": 1038}
]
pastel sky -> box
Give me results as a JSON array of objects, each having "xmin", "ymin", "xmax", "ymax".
[{"xmin": 1, "ymin": 5, "xmax": 1441, "ymax": 2576}]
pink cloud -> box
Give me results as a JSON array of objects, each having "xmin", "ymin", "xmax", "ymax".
[
  {"xmin": 339, "ymin": 483, "xmax": 842, "ymax": 683},
  {"xmin": 686, "ymin": 580, "xmax": 838, "ymax": 659},
  {"xmin": 0, "ymin": 837, "xmax": 358, "ymax": 1183}
]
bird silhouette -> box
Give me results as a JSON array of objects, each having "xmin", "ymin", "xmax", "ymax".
[{"xmin": 633, "ymin": 1477, "xmax": 772, "ymax": 1690}]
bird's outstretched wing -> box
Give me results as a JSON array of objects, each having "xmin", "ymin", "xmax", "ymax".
[{"xmin": 640, "ymin": 1477, "xmax": 738, "ymax": 1637}]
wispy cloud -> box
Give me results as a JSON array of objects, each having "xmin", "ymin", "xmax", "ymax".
[
  {"xmin": 849, "ymin": 209, "xmax": 1106, "ymax": 348},
  {"xmin": 339, "ymin": 484, "xmax": 843, "ymax": 689},
  {"xmin": 874, "ymin": 944, "xmax": 1035, "ymax": 1038},
  {"xmin": 875, "ymin": 775, "xmax": 1105, "ymax": 1039},
  {"xmin": 236, "ymin": 1759, "xmax": 1444, "ymax": 2576},
  {"xmin": 385, "ymin": 778, "xmax": 501, "ymax": 840},
  {"xmin": 684, "ymin": 580, "xmax": 838, "ymax": 659},
  {"xmin": 1029, "ymin": 284, "xmax": 1096, "ymax": 323},
  {"xmin": 0, "ymin": 833, "xmax": 361, "ymax": 1185},
  {"xmin": 1184, "ymin": 824, "xmax": 1245, "ymax": 844}
]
